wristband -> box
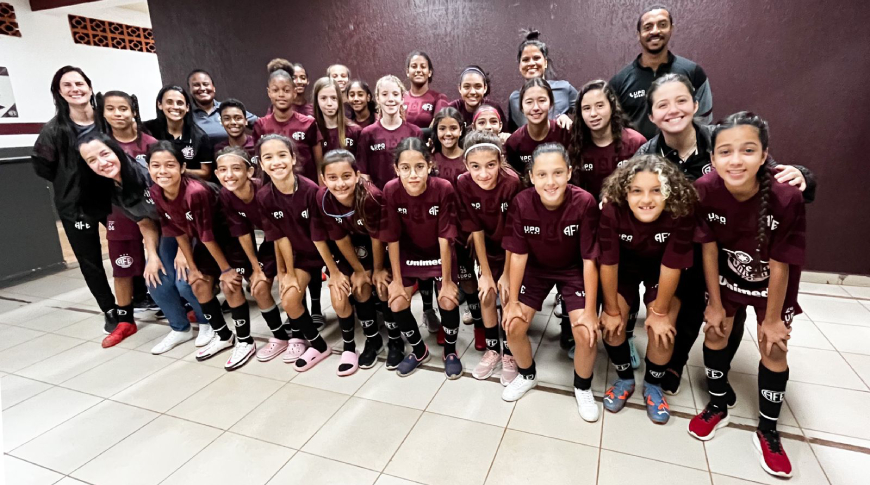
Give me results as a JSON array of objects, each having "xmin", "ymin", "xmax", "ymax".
[
  {"xmin": 221, "ymin": 267, "xmax": 234, "ymax": 275},
  {"xmin": 650, "ymin": 306, "xmax": 668, "ymax": 317}
]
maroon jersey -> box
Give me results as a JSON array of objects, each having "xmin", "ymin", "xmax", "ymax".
[
  {"xmin": 573, "ymin": 128, "xmax": 646, "ymax": 200},
  {"xmin": 456, "ymin": 170, "xmax": 523, "ymax": 265},
  {"xmin": 694, "ymin": 171, "xmax": 806, "ymax": 297},
  {"xmin": 505, "ymin": 120, "xmax": 571, "ymax": 175},
  {"xmin": 447, "ymin": 98, "xmax": 506, "ymax": 130},
  {"xmin": 296, "ymin": 103, "xmax": 314, "ymax": 118},
  {"xmin": 256, "ymin": 175, "xmax": 326, "ymax": 269},
  {"xmin": 317, "ymin": 184, "xmax": 385, "ymax": 241},
  {"xmin": 351, "ymin": 115, "xmax": 375, "ymax": 129},
  {"xmin": 252, "ymin": 111, "xmax": 322, "ymax": 182},
  {"xmin": 357, "ymin": 121, "xmax": 423, "ymax": 189},
  {"xmin": 219, "ymin": 178, "xmax": 266, "ymax": 238},
  {"xmin": 502, "ymin": 185, "xmax": 600, "ymax": 274},
  {"xmin": 381, "ymin": 177, "xmax": 458, "ymax": 276},
  {"xmin": 109, "ymin": 133, "xmax": 158, "ymax": 240},
  {"xmin": 403, "ymin": 90, "xmax": 449, "ymax": 128},
  {"xmin": 150, "ymin": 177, "xmax": 222, "ymax": 242},
  {"xmin": 322, "ymin": 124, "xmax": 362, "ymax": 157},
  {"xmin": 214, "ymin": 135, "xmax": 256, "ymax": 158},
  {"xmin": 116, "ymin": 133, "xmax": 157, "ymax": 166},
  {"xmin": 598, "ymin": 202, "xmax": 694, "ymax": 270},
  {"xmin": 433, "ymin": 152, "xmax": 466, "ymax": 188}
]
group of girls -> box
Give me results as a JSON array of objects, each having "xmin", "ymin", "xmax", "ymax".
[{"xmin": 35, "ymin": 25, "xmax": 817, "ymax": 481}]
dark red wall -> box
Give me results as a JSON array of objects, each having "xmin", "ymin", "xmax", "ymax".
[{"xmin": 148, "ymin": 0, "xmax": 870, "ymax": 274}]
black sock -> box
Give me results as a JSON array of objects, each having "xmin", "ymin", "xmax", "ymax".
[
  {"xmin": 292, "ymin": 309, "xmax": 327, "ymax": 352},
  {"xmin": 518, "ymin": 360, "xmax": 536, "ymax": 379},
  {"xmin": 202, "ymin": 297, "xmax": 233, "ymax": 340},
  {"xmin": 703, "ymin": 345, "xmax": 732, "ymax": 411},
  {"xmin": 574, "ymin": 371, "xmax": 593, "ymax": 391},
  {"xmin": 440, "ymin": 305, "xmax": 460, "ymax": 355},
  {"xmin": 501, "ymin": 325, "xmax": 513, "ymax": 356},
  {"xmin": 604, "ymin": 341, "xmax": 635, "ymax": 380},
  {"xmin": 644, "ymin": 357, "xmax": 667, "ymax": 386},
  {"xmin": 758, "ymin": 363, "xmax": 789, "ymax": 431},
  {"xmin": 466, "ymin": 292, "xmax": 483, "ymax": 328},
  {"xmin": 382, "ymin": 303, "xmax": 402, "ymax": 344},
  {"xmin": 230, "ymin": 304, "xmax": 253, "ymax": 344},
  {"xmin": 283, "ymin": 315, "xmax": 304, "ymax": 340},
  {"xmin": 625, "ymin": 298, "xmax": 640, "ymax": 338},
  {"xmin": 117, "ymin": 303, "xmax": 134, "ymax": 325},
  {"xmin": 395, "ymin": 307, "xmax": 426, "ymax": 358},
  {"xmin": 420, "ymin": 279, "xmax": 434, "ymax": 312},
  {"xmin": 484, "ymin": 325, "xmax": 500, "ymax": 352},
  {"xmin": 262, "ymin": 305, "xmax": 289, "ymax": 340},
  {"xmin": 356, "ymin": 298, "xmax": 382, "ymax": 348},
  {"xmin": 308, "ymin": 278, "xmax": 322, "ymax": 316},
  {"xmin": 338, "ymin": 314, "xmax": 356, "ymax": 352}
]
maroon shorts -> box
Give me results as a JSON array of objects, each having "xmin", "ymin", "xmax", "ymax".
[
  {"xmin": 616, "ymin": 263, "xmax": 660, "ymax": 311},
  {"xmin": 109, "ymin": 239, "xmax": 146, "ymax": 278},
  {"xmin": 478, "ymin": 255, "xmax": 506, "ymax": 283},
  {"xmin": 333, "ymin": 237, "xmax": 374, "ymax": 276},
  {"xmin": 719, "ymin": 268, "xmax": 803, "ymax": 326},
  {"xmin": 257, "ymin": 241, "xmax": 277, "ymax": 279},
  {"xmin": 193, "ymin": 237, "xmax": 252, "ymax": 278},
  {"xmin": 456, "ymin": 243, "xmax": 476, "ymax": 282},
  {"xmin": 518, "ymin": 268, "xmax": 586, "ymax": 312}
]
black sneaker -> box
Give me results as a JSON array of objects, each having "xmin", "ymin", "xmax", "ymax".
[
  {"xmin": 155, "ymin": 309, "xmax": 166, "ymax": 320},
  {"xmin": 725, "ymin": 382, "xmax": 737, "ymax": 408},
  {"xmin": 662, "ymin": 368, "xmax": 682, "ymax": 395},
  {"xmin": 358, "ymin": 339, "xmax": 384, "ymax": 369},
  {"xmin": 133, "ymin": 294, "xmax": 159, "ymax": 313},
  {"xmin": 103, "ymin": 309, "xmax": 119, "ymax": 335},
  {"xmin": 386, "ymin": 340, "xmax": 405, "ymax": 370}
]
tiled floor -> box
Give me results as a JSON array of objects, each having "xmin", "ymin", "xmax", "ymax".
[{"xmin": 2, "ymin": 269, "xmax": 870, "ymax": 484}]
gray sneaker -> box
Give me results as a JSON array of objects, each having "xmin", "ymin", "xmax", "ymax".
[{"xmin": 423, "ymin": 309, "xmax": 441, "ymax": 334}]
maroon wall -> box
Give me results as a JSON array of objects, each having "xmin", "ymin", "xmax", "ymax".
[{"xmin": 147, "ymin": 0, "xmax": 870, "ymax": 274}]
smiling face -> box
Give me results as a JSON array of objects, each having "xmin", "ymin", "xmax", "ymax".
[
  {"xmin": 473, "ymin": 109, "xmax": 502, "ymax": 134},
  {"xmin": 459, "ymin": 72, "xmax": 486, "ymax": 109},
  {"xmin": 188, "ymin": 72, "xmax": 215, "ymax": 106},
  {"xmin": 579, "ymin": 89, "xmax": 612, "ymax": 133},
  {"xmin": 59, "ymin": 71, "xmax": 91, "ymax": 108},
  {"xmin": 530, "ymin": 151, "xmax": 569, "ymax": 208},
  {"xmin": 215, "ymin": 154, "xmax": 252, "ymax": 192},
  {"xmin": 521, "ymin": 85, "xmax": 551, "ymax": 125},
  {"xmin": 519, "ymin": 45, "xmax": 547, "ymax": 80},
  {"xmin": 395, "ymin": 150, "xmax": 431, "ymax": 196},
  {"xmin": 148, "ymin": 150, "xmax": 184, "ymax": 190},
  {"xmin": 292, "ymin": 66, "xmax": 309, "ymax": 95},
  {"xmin": 267, "ymin": 76, "xmax": 296, "ymax": 111},
  {"xmin": 465, "ymin": 148, "xmax": 501, "ymax": 191},
  {"xmin": 322, "ymin": 160, "xmax": 359, "ymax": 204},
  {"xmin": 711, "ymin": 125, "xmax": 768, "ymax": 193},
  {"xmin": 626, "ymin": 171, "xmax": 666, "ymax": 222},
  {"xmin": 407, "ymin": 55, "xmax": 432, "ymax": 87},
  {"xmin": 436, "ymin": 117, "xmax": 462, "ymax": 151},
  {"xmin": 220, "ymin": 106, "xmax": 247, "ymax": 138},
  {"xmin": 103, "ymin": 95, "xmax": 134, "ymax": 133},
  {"xmin": 638, "ymin": 9, "xmax": 673, "ymax": 55},
  {"xmin": 258, "ymin": 139, "xmax": 296, "ymax": 182},
  {"xmin": 329, "ymin": 65, "xmax": 350, "ymax": 91},
  {"xmin": 317, "ymin": 85, "xmax": 339, "ymax": 119},
  {"xmin": 649, "ymin": 81, "xmax": 698, "ymax": 136},
  {"xmin": 347, "ymin": 84, "xmax": 370, "ymax": 114},
  {"xmin": 377, "ymin": 80, "xmax": 403, "ymax": 117},
  {"xmin": 158, "ymin": 90, "xmax": 189, "ymax": 123},
  {"xmin": 80, "ymin": 139, "xmax": 122, "ymax": 181}
]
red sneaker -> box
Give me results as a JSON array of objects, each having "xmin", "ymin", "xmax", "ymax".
[
  {"xmin": 102, "ymin": 322, "xmax": 137, "ymax": 348},
  {"xmin": 474, "ymin": 327, "xmax": 486, "ymax": 351},
  {"xmin": 321, "ymin": 271, "xmax": 327, "ymax": 282},
  {"xmin": 437, "ymin": 326, "xmax": 446, "ymax": 345},
  {"xmin": 754, "ymin": 430, "xmax": 793, "ymax": 478},
  {"xmin": 187, "ymin": 310, "xmax": 197, "ymax": 323},
  {"xmin": 688, "ymin": 404, "xmax": 729, "ymax": 441}
]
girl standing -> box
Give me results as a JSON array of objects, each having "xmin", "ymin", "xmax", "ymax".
[
  {"xmin": 597, "ymin": 155, "xmax": 696, "ymax": 425},
  {"xmin": 291, "ymin": 63, "xmax": 314, "ymax": 117},
  {"xmin": 382, "ymin": 137, "xmax": 462, "ymax": 378},
  {"xmin": 215, "ymin": 98, "xmax": 256, "ymax": 157},
  {"xmin": 505, "ymin": 78, "xmax": 571, "ymax": 176},
  {"xmin": 456, "ymin": 130, "xmax": 523, "ymax": 381},
  {"xmin": 313, "ymin": 78, "xmax": 361, "ymax": 156},
  {"xmin": 357, "ymin": 75, "xmax": 423, "ymax": 189},
  {"xmin": 500, "ymin": 143, "xmax": 600, "ymax": 424},
  {"xmin": 447, "ymin": 66, "xmax": 506, "ymax": 130},
  {"xmin": 688, "ymin": 112, "xmax": 805, "ymax": 479},
  {"xmin": 346, "ymin": 80, "xmax": 376, "ymax": 129},
  {"xmin": 144, "ymin": 86, "xmax": 213, "ymax": 180},
  {"xmin": 327, "ymin": 64, "xmax": 351, "ymax": 93},
  {"xmin": 403, "ymin": 51, "xmax": 449, "ymax": 131}
]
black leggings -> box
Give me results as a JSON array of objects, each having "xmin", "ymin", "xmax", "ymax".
[{"xmin": 61, "ymin": 217, "xmax": 115, "ymax": 313}]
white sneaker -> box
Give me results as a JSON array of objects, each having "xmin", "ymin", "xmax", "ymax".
[
  {"xmin": 502, "ymin": 373, "xmax": 537, "ymax": 402},
  {"xmin": 225, "ymin": 341, "xmax": 256, "ymax": 371},
  {"xmin": 423, "ymin": 309, "xmax": 441, "ymax": 334},
  {"xmin": 553, "ymin": 294, "xmax": 564, "ymax": 318},
  {"xmin": 574, "ymin": 388, "xmax": 600, "ymax": 422},
  {"xmin": 151, "ymin": 329, "xmax": 193, "ymax": 355},
  {"xmin": 196, "ymin": 334, "xmax": 234, "ymax": 361},
  {"xmin": 462, "ymin": 310, "xmax": 473, "ymax": 325},
  {"xmin": 195, "ymin": 324, "xmax": 215, "ymax": 347}
]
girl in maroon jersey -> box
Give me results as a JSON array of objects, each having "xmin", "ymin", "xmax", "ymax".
[
  {"xmin": 500, "ymin": 143, "xmax": 601, "ymax": 422},
  {"xmin": 382, "ymin": 137, "xmax": 462, "ymax": 379},
  {"xmin": 456, "ymin": 130, "xmax": 523, "ymax": 382},
  {"xmin": 313, "ymin": 77, "xmax": 361, "ymax": 156},
  {"xmin": 448, "ymin": 66, "xmax": 506, "ymax": 130},
  {"xmin": 357, "ymin": 75, "xmax": 423, "ymax": 189},
  {"xmin": 404, "ymin": 50, "xmax": 449, "ymax": 131},
  {"xmin": 505, "ymin": 78, "xmax": 572, "ymax": 176},
  {"xmin": 688, "ymin": 113, "xmax": 805, "ymax": 479},
  {"xmin": 346, "ymin": 80, "xmax": 376, "ymax": 129},
  {"xmin": 597, "ymin": 155, "xmax": 696, "ymax": 425},
  {"xmin": 255, "ymin": 135, "xmax": 333, "ymax": 371},
  {"xmin": 291, "ymin": 63, "xmax": 314, "ymax": 117},
  {"xmin": 472, "ymin": 105, "xmax": 511, "ymax": 143},
  {"xmin": 214, "ymin": 146, "xmax": 297, "ymax": 363},
  {"xmin": 147, "ymin": 141, "xmax": 260, "ymax": 370}
]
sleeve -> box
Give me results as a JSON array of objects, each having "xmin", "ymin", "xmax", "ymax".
[
  {"xmin": 189, "ymin": 188, "xmax": 216, "ymax": 242},
  {"xmin": 306, "ymin": 119, "xmax": 321, "ymax": 148},
  {"xmin": 456, "ymin": 179, "xmax": 481, "ymax": 235},
  {"xmin": 767, "ymin": 154, "xmax": 817, "ymax": 204},
  {"xmin": 633, "ymin": 137, "xmax": 653, "ymax": 157},
  {"xmin": 501, "ymin": 199, "xmax": 529, "ymax": 255},
  {"xmin": 768, "ymin": 194, "xmax": 806, "ymax": 266},
  {"xmin": 220, "ymin": 191, "xmax": 251, "ymax": 238},
  {"xmin": 693, "ymin": 207, "xmax": 716, "ymax": 244},
  {"xmin": 379, "ymin": 185, "xmax": 400, "ymax": 243},
  {"xmin": 31, "ymin": 126, "xmax": 59, "ymax": 182},
  {"xmin": 597, "ymin": 203, "xmax": 621, "ymax": 265},
  {"xmin": 356, "ymin": 130, "xmax": 370, "ymax": 175},
  {"xmin": 434, "ymin": 93, "xmax": 449, "ymax": 114},
  {"xmin": 437, "ymin": 184, "xmax": 459, "ymax": 241},
  {"xmin": 504, "ymin": 135, "xmax": 522, "ymax": 173},
  {"xmin": 252, "ymin": 119, "xmax": 264, "ymax": 143},
  {"xmin": 197, "ymin": 135, "xmax": 214, "ymax": 165},
  {"xmin": 151, "ymin": 194, "xmax": 184, "ymax": 237},
  {"xmin": 579, "ymin": 195, "xmax": 600, "ymax": 260},
  {"xmin": 245, "ymin": 110, "xmax": 259, "ymax": 126},
  {"xmin": 256, "ymin": 191, "xmax": 282, "ymax": 242},
  {"xmin": 692, "ymin": 65, "xmax": 713, "ymax": 124},
  {"xmin": 566, "ymin": 83, "xmax": 579, "ymax": 116},
  {"xmin": 506, "ymin": 94, "xmax": 519, "ymax": 133},
  {"xmin": 662, "ymin": 216, "xmax": 695, "ymax": 269}
]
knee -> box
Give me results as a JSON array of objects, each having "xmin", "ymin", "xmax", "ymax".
[
  {"xmin": 572, "ymin": 324, "xmax": 594, "ymax": 347},
  {"xmin": 506, "ymin": 321, "xmax": 528, "ymax": 341},
  {"xmin": 191, "ymin": 280, "xmax": 211, "ymax": 300},
  {"xmin": 389, "ymin": 299, "xmax": 408, "ymax": 314},
  {"xmin": 252, "ymin": 283, "xmax": 272, "ymax": 303},
  {"xmin": 440, "ymin": 300, "xmax": 457, "ymax": 311}
]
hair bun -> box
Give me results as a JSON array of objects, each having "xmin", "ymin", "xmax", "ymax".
[{"xmin": 522, "ymin": 29, "xmax": 541, "ymax": 41}]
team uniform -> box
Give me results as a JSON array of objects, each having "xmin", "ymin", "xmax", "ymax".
[
  {"xmin": 321, "ymin": 124, "xmax": 362, "ymax": 157},
  {"xmin": 572, "ymin": 128, "xmax": 647, "ymax": 199},
  {"xmin": 315, "ymin": 185, "xmax": 385, "ymax": 275},
  {"xmin": 295, "ymin": 103, "xmax": 314, "ymax": 118},
  {"xmin": 143, "ymin": 119, "xmax": 214, "ymax": 174},
  {"xmin": 218, "ymin": 178, "xmax": 277, "ymax": 278},
  {"xmin": 214, "ymin": 135, "xmax": 256, "ymax": 158},
  {"xmin": 431, "ymin": 152, "xmax": 474, "ymax": 282},
  {"xmin": 447, "ymin": 98, "xmax": 506, "ymax": 131},
  {"xmin": 253, "ymin": 112, "xmax": 322, "ymax": 182},
  {"xmin": 256, "ymin": 175, "xmax": 326, "ymax": 274},
  {"xmin": 356, "ymin": 122, "xmax": 423, "ymax": 189},
  {"xmin": 403, "ymin": 90, "xmax": 449, "ymax": 129},
  {"xmin": 507, "ymin": 79, "xmax": 578, "ymax": 131},
  {"xmin": 502, "ymin": 185, "xmax": 599, "ymax": 312},
  {"xmin": 505, "ymin": 120, "xmax": 571, "ymax": 175}
]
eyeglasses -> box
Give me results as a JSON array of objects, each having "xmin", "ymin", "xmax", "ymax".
[{"xmin": 397, "ymin": 165, "xmax": 429, "ymax": 176}]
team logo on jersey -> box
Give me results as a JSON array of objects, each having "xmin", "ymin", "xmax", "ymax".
[
  {"xmin": 582, "ymin": 163, "xmax": 593, "ymax": 172},
  {"xmin": 761, "ymin": 389, "xmax": 785, "ymax": 403},
  {"xmin": 236, "ymin": 267, "xmax": 246, "ymax": 275},
  {"xmin": 292, "ymin": 132, "xmax": 305, "ymax": 141},
  {"xmin": 520, "ymin": 285, "xmax": 526, "ymax": 294},
  {"xmin": 144, "ymin": 189, "xmax": 154, "ymax": 205},
  {"xmin": 524, "ymin": 225, "xmax": 540, "ymax": 235},
  {"xmin": 371, "ymin": 143, "xmax": 386, "ymax": 151},
  {"xmin": 563, "ymin": 224, "xmax": 579, "ymax": 236},
  {"xmin": 115, "ymin": 254, "xmax": 134, "ymax": 268},
  {"xmin": 185, "ymin": 211, "xmax": 193, "ymax": 221},
  {"xmin": 345, "ymin": 138, "xmax": 355, "ymax": 147},
  {"xmin": 238, "ymin": 211, "xmax": 247, "ymax": 218},
  {"xmin": 617, "ymin": 159, "xmax": 629, "ymax": 169},
  {"xmin": 574, "ymin": 290, "xmax": 585, "ymax": 297},
  {"xmin": 702, "ymin": 163, "xmax": 713, "ymax": 175},
  {"xmin": 501, "ymin": 202, "xmax": 509, "ymax": 212},
  {"xmin": 107, "ymin": 221, "xmax": 115, "ymax": 231},
  {"xmin": 74, "ymin": 220, "xmax": 91, "ymax": 230},
  {"xmin": 428, "ymin": 205, "xmax": 439, "ymax": 216},
  {"xmin": 707, "ymin": 212, "xmax": 726, "ymax": 225},
  {"xmin": 334, "ymin": 216, "xmax": 343, "ymax": 224},
  {"xmin": 764, "ymin": 215, "xmax": 779, "ymax": 230},
  {"xmin": 135, "ymin": 154, "xmax": 147, "ymax": 164},
  {"xmin": 705, "ymin": 368, "xmax": 724, "ymax": 379},
  {"xmin": 251, "ymin": 155, "xmax": 260, "ymax": 165},
  {"xmin": 301, "ymin": 209, "xmax": 309, "ymax": 219},
  {"xmin": 619, "ymin": 233, "xmax": 633, "ymax": 242},
  {"xmin": 723, "ymin": 248, "xmax": 769, "ymax": 283},
  {"xmin": 471, "ymin": 202, "xmax": 481, "ymax": 210},
  {"xmin": 398, "ymin": 207, "xmax": 407, "ymax": 215},
  {"xmin": 273, "ymin": 211, "xmax": 284, "ymax": 219},
  {"xmin": 654, "ymin": 232, "xmax": 671, "ymax": 243},
  {"xmin": 629, "ymin": 89, "xmax": 646, "ymax": 99},
  {"xmin": 182, "ymin": 146, "xmax": 194, "ymax": 159},
  {"xmin": 422, "ymin": 103, "xmax": 434, "ymax": 112},
  {"xmin": 164, "ymin": 212, "xmax": 172, "ymax": 220},
  {"xmin": 519, "ymin": 155, "xmax": 532, "ymax": 164},
  {"xmin": 355, "ymin": 245, "xmax": 369, "ymax": 259},
  {"xmin": 356, "ymin": 219, "xmax": 364, "ymax": 226}
]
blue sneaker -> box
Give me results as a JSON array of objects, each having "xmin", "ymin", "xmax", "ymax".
[
  {"xmin": 628, "ymin": 336, "xmax": 640, "ymax": 369},
  {"xmin": 396, "ymin": 347, "xmax": 430, "ymax": 377},
  {"xmin": 644, "ymin": 383, "xmax": 670, "ymax": 424},
  {"xmin": 603, "ymin": 378, "xmax": 635, "ymax": 413},
  {"xmin": 568, "ymin": 345, "xmax": 575, "ymax": 359},
  {"xmin": 444, "ymin": 353, "xmax": 462, "ymax": 380}
]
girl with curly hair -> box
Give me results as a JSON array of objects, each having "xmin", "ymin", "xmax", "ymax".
[{"xmin": 598, "ymin": 154, "xmax": 697, "ymax": 425}]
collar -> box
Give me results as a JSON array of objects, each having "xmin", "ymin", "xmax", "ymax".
[
  {"xmin": 655, "ymin": 123, "xmax": 707, "ymax": 163},
  {"xmin": 192, "ymin": 100, "xmax": 221, "ymax": 116},
  {"xmin": 633, "ymin": 51, "xmax": 676, "ymax": 72}
]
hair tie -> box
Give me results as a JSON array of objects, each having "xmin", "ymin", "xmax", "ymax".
[
  {"xmin": 464, "ymin": 142, "xmax": 502, "ymax": 157},
  {"xmin": 459, "ymin": 67, "xmax": 486, "ymax": 82},
  {"xmin": 215, "ymin": 152, "xmax": 250, "ymax": 166}
]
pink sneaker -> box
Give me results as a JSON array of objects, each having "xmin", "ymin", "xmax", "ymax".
[
  {"xmin": 294, "ymin": 346, "xmax": 331, "ymax": 372},
  {"xmin": 257, "ymin": 338, "xmax": 289, "ymax": 362},
  {"xmin": 282, "ymin": 338, "xmax": 309, "ymax": 363},
  {"xmin": 500, "ymin": 355, "xmax": 518, "ymax": 386},
  {"xmin": 337, "ymin": 350, "xmax": 359, "ymax": 377},
  {"xmin": 473, "ymin": 349, "xmax": 501, "ymax": 380}
]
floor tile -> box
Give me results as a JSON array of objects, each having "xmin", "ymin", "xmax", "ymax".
[
  {"xmin": 3, "ymin": 386, "xmax": 101, "ymax": 452},
  {"xmin": 811, "ymin": 444, "xmax": 870, "ymax": 485},
  {"xmin": 426, "ymin": 376, "xmax": 515, "ymax": 427},
  {"xmin": 303, "ymin": 397, "xmax": 421, "ymax": 471},
  {"xmin": 786, "ymin": 347, "xmax": 867, "ymax": 390},
  {"xmin": 52, "ymin": 314, "xmax": 106, "ymax": 341},
  {"xmin": 816, "ymin": 322, "xmax": 870, "ymax": 355},
  {"xmin": 355, "ymin": 365, "xmax": 445, "ymax": 410},
  {"xmin": 0, "ymin": 325, "xmax": 45, "ymax": 352},
  {"xmin": 16, "ymin": 342, "xmax": 127, "ymax": 385},
  {"xmin": 785, "ymin": 319, "xmax": 834, "ymax": 350},
  {"xmin": 688, "ymin": 366, "xmax": 799, "ymax": 426},
  {"xmin": 597, "ymin": 449, "xmax": 712, "ymax": 485},
  {"xmin": 788, "ymin": 381, "xmax": 870, "ymax": 440},
  {"xmin": 385, "ymin": 412, "xmax": 503, "ymax": 485},
  {"xmin": 705, "ymin": 427, "xmax": 828, "ymax": 484},
  {"xmin": 11, "ymin": 308, "xmax": 95, "ymax": 333},
  {"xmin": 290, "ymin": 354, "xmax": 379, "ymax": 395},
  {"xmin": 231, "ymin": 382, "xmax": 349, "ymax": 449},
  {"xmin": 842, "ymin": 352, "xmax": 870, "ymax": 388},
  {"xmin": 688, "ymin": 336, "xmax": 761, "ymax": 375},
  {"xmin": 711, "ymin": 474, "xmax": 773, "ymax": 484},
  {"xmin": 3, "ymin": 456, "xmax": 63, "ymax": 485},
  {"xmin": 167, "ymin": 372, "xmax": 283, "ymax": 429},
  {"xmin": 54, "ymin": 478, "xmax": 91, "ymax": 485},
  {"xmin": 485, "ymin": 429, "xmax": 598, "ymax": 485},
  {"xmin": 6, "ymin": 275, "xmax": 93, "ymax": 300},
  {"xmin": 61, "ymin": 350, "xmax": 174, "ymax": 397},
  {"xmin": 0, "ymin": 301, "xmax": 57, "ymax": 325},
  {"xmin": 375, "ymin": 476, "xmax": 425, "ymax": 485},
  {"xmin": 601, "ymin": 406, "xmax": 707, "ymax": 470},
  {"xmin": 803, "ymin": 429, "xmax": 870, "ymax": 451},
  {"xmin": 0, "ymin": 333, "xmax": 84, "ymax": 373},
  {"xmin": 71, "ymin": 415, "xmax": 222, "ymax": 485},
  {"xmin": 799, "ymin": 294, "xmax": 870, "ymax": 326},
  {"xmin": 267, "ymin": 452, "xmax": 379, "ymax": 485},
  {"xmin": 228, "ymin": 351, "xmax": 304, "ymax": 381},
  {"xmin": 111, "ymin": 360, "xmax": 224, "ymax": 412},
  {"xmin": 0, "ymin": 297, "xmax": 27, "ymax": 314},
  {"xmin": 162, "ymin": 432, "xmax": 295, "ymax": 485},
  {"xmin": 842, "ymin": 285, "xmax": 870, "ymax": 299},
  {"xmin": 11, "ymin": 400, "xmax": 158, "ymax": 474},
  {"xmin": 1, "ymin": 374, "xmax": 52, "ymax": 410},
  {"xmin": 799, "ymin": 282, "xmax": 851, "ymax": 297},
  {"xmin": 507, "ymin": 388, "xmax": 602, "ymax": 447}
]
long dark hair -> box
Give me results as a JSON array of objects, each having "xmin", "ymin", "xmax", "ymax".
[
  {"xmin": 345, "ymin": 79, "xmax": 376, "ymax": 123},
  {"xmin": 320, "ymin": 149, "xmax": 381, "ymax": 234},
  {"xmin": 95, "ymin": 90, "xmax": 144, "ymax": 143},
  {"xmin": 430, "ymin": 107, "xmax": 465, "ymax": 155},
  {"xmin": 77, "ymin": 132, "xmax": 141, "ymax": 203},
  {"xmin": 517, "ymin": 29, "xmax": 555, "ymax": 79},
  {"xmin": 600, "ymin": 154, "xmax": 697, "ymax": 218},
  {"xmin": 393, "ymin": 136, "xmax": 431, "ymax": 166},
  {"xmin": 568, "ymin": 79, "xmax": 629, "ymax": 169},
  {"xmin": 152, "ymin": 85, "xmax": 194, "ymax": 138},
  {"xmin": 49, "ymin": 66, "xmax": 96, "ymax": 152}
]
